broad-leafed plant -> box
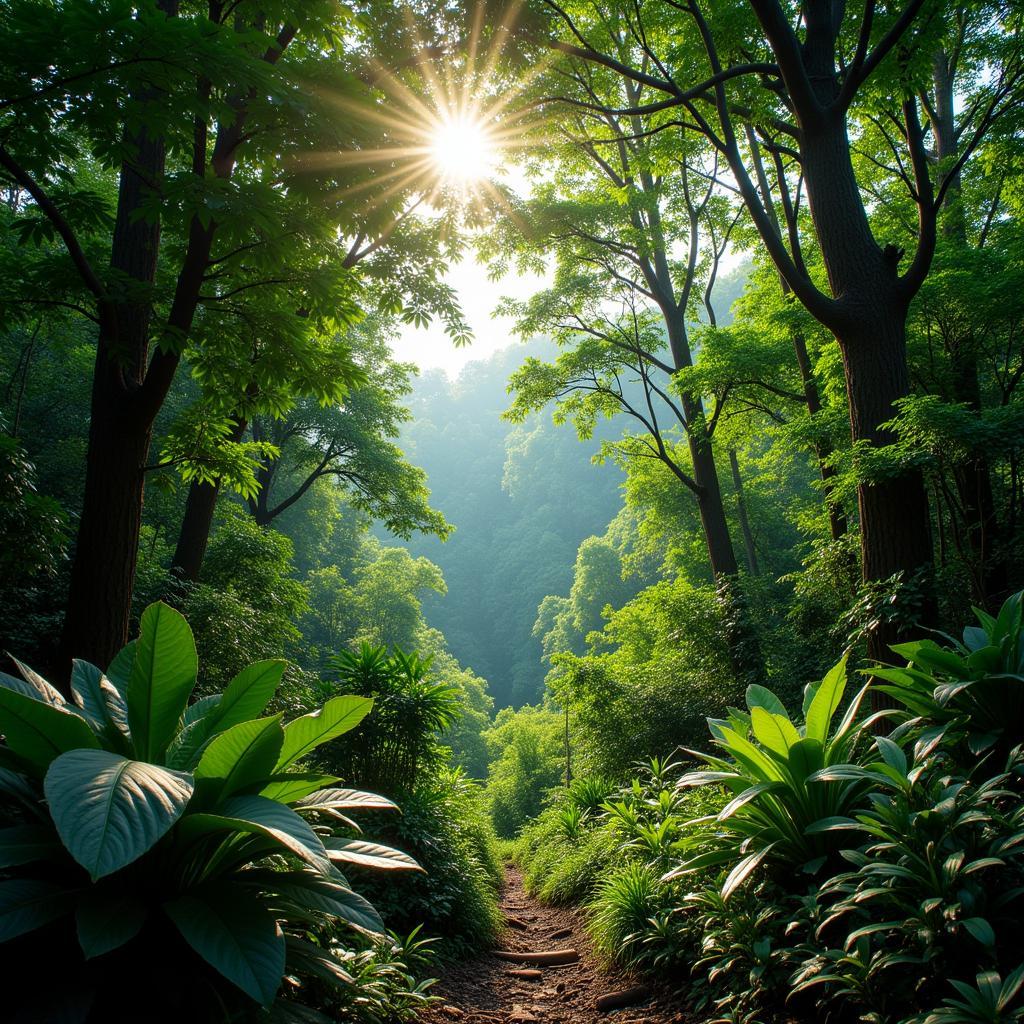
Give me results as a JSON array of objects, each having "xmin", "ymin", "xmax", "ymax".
[
  {"xmin": 872, "ymin": 590, "xmax": 1024, "ymax": 769},
  {"xmin": 667, "ymin": 657, "xmax": 886, "ymax": 894},
  {"xmin": 0, "ymin": 602, "xmax": 422, "ymax": 1022}
]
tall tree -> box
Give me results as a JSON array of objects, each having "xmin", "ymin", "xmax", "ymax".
[
  {"xmin": 0, "ymin": 1, "xmax": 467, "ymax": 671},
  {"xmin": 522, "ymin": 0, "xmax": 1024, "ymax": 655}
]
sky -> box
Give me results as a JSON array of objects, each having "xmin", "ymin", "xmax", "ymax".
[{"xmin": 390, "ymin": 256, "xmax": 548, "ymax": 377}]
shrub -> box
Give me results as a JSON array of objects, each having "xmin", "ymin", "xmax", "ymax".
[
  {"xmin": 669, "ymin": 656, "xmax": 882, "ymax": 892},
  {"xmin": 0, "ymin": 602, "xmax": 422, "ymax": 1023},
  {"xmin": 325, "ymin": 643, "xmax": 461, "ymax": 796},
  {"xmin": 350, "ymin": 768, "xmax": 503, "ymax": 958}
]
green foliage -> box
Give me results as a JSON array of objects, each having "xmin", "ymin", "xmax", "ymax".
[
  {"xmin": 351, "ymin": 769, "xmax": 503, "ymax": 958},
  {"xmin": 531, "ymin": 599, "xmax": 1024, "ymax": 1024},
  {"xmin": 669, "ymin": 658, "xmax": 881, "ymax": 892},
  {"xmin": 0, "ymin": 602, "xmax": 422, "ymax": 1022},
  {"xmin": 483, "ymin": 705, "xmax": 566, "ymax": 838},
  {"xmin": 873, "ymin": 590, "xmax": 1024, "ymax": 765},
  {"xmin": 324, "ymin": 642, "xmax": 461, "ymax": 796}
]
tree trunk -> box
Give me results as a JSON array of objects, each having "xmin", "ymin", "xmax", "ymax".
[
  {"xmin": 60, "ymin": 32, "xmax": 175, "ymax": 672},
  {"xmin": 170, "ymin": 417, "xmax": 248, "ymax": 582},
  {"xmin": 728, "ymin": 448, "xmax": 760, "ymax": 575},
  {"xmin": 62, "ymin": 369, "xmax": 153, "ymax": 669},
  {"xmin": 797, "ymin": 116, "xmax": 937, "ymax": 659},
  {"xmin": 836, "ymin": 312, "xmax": 936, "ymax": 663}
]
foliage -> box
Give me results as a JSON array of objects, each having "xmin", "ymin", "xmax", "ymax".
[
  {"xmin": 0, "ymin": 602, "xmax": 422, "ymax": 1022},
  {"xmin": 670, "ymin": 657, "xmax": 883, "ymax": 891},
  {"xmin": 483, "ymin": 705, "xmax": 566, "ymax": 838},
  {"xmin": 351, "ymin": 768, "xmax": 503, "ymax": 958},
  {"xmin": 323, "ymin": 642, "xmax": 461, "ymax": 796}
]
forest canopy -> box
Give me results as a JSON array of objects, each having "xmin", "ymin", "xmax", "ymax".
[{"xmin": 2, "ymin": 1, "xmax": 1024, "ymax": 1022}]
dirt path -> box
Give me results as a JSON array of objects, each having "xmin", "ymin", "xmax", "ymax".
[{"xmin": 418, "ymin": 867, "xmax": 693, "ymax": 1024}]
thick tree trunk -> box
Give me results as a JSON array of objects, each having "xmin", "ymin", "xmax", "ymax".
[
  {"xmin": 836, "ymin": 313, "xmax": 937, "ymax": 663},
  {"xmin": 170, "ymin": 417, "xmax": 248, "ymax": 582},
  {"xmin": 62, "ymin": 367, "xmax": 153, "ymax": 669},
  {"xmin": 797, "ymin": 117, "xmax": 937, "ymax": 660},
  {"xmin": 60, "ymin": 53, "xmax": 174, "ymax": 671}
]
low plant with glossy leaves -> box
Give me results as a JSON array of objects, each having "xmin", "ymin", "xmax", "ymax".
[
  {"xmin": 871, "ymin": 590, "xmax": 1024, "ymax": 770},
  {"xmin": 667, "ymin": 657, "xmax": 884, "ymax": 895},
  {"xmin": 0, "ymin": 602, "xmax": 423, "ymax": 1022}
]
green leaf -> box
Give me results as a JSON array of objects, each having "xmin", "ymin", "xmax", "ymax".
[
  {"xmin": 963, "ymin": 917, "xmax": 996, "ymax": 947},
  {"xmin": 182, "ymin": 795, "xmax": 329, "ymax": 872},
  {"xmin": 806, "ymin": 657, "xmax": 848, "ymax": 744},
  {"xmin": 195, "ymin": 716, "xmax": 284, "ymax": 802},
  {"xmin": 70, "ymin": 660, "xmax": 130, "ymax": 744},
  {"xmin": 295, "ymin": 788, "xmax": 398, "ymax": 813},
  {"xmin": 722, "ymin": 844, "xmax": 775, "ymax": 899},
  {"xmin": 875, "ymin": 736, "xmax": 907, "ymax": 776},
  {"xmin": 0, "ymin": 687, "xmax": 99, "ymax": 772},
  {"xmin": 76, "ymin": 887, "xmax": 148, "ymax": 958},
  {"xmin": 746, "ymin": 684, "xmax": 789, "ymax": 718},
  {"xmin": 750, "ymin": 707, "xmax": 801, "ymax": 757},
  {"xmin": 0, "ymin": 879, "xmax": 72, "ymax": 941},
  {"xmin": 324, "ymin": 839, "xmax": 423, "ymax": 871},
  {"xmin": 2, "ymin": 660, "xmax": 67, "ymax": 706},
  {"xmin": 127, "ymin": 602, "xmax": 198, "ymax": 762},
  {"xmin": 257, "ymin": 773, "xmax": 341, "ymax": 803},
  {"xmin": 276, "ymin": 696, "xmax": 373, "ymax": 770},
  {"xmin": 209, "ymin": 660, "xmax": 286, "ymax": 734},
  {"xmin": 106, "ymin": 641, "xmax": 136, "ymax": 695},
  {"xmin": 165, "ymin": 886, "xmax": 285, "ymax": 1006},
  {"xmin": 44, "ymin": 749, "xmax": 194, "ymax": 880}
]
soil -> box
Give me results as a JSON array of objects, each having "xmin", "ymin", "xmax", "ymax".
[{"xmin": 417, "ymin": 867, "xmax": 696, "ymax": 1024}]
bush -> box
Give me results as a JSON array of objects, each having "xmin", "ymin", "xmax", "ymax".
[
  {"xmin": 0, "ymin": 602, "xmax": 424, "ymax": 1023},
  {"xmin": 575, "ymin": 591, "xmax": 1024, "ymax": 1024},
  {"xmin": 350, "ymin": 768, "xmax": 503, "ymax": 958},
  {"xmin": 483, "ymin": 704, "xmax": 566, "ymax": 838}
]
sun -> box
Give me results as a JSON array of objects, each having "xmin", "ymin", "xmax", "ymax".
[{"xmin": 429, "ymin": 114, "xmax": 496, "ymax": 185}]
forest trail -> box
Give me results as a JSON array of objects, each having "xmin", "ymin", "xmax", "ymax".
[{"xmin": 418, "ymin": 867, "xmax": 693, "ymax": 1024}]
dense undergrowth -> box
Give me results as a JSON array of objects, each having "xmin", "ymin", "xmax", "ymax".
[
  {"xmin": 0, "ymin": 606, "xmax": 501, "ymax": 1023},
  {"xmin": 512, "ymin": 593, "xmax": 1024, "ymax": 1024}
]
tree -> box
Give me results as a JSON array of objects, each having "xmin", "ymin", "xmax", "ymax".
[
  {"xmin": 0, "ymin": 1, "xmax": 468, "ymax": 673},
  {"xmin": 522, "ymin": 0, "xmax": 1024, "ymax": 655}
]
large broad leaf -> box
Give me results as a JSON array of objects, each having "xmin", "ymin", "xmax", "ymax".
[
  {"xmin": 0, "ymin": 687, "xmax": 99, "ymax": 772},
  {"xmin": 241, "ymin": 870, "xmax": 385, "ymax": 934},
  {"xmin": 44, "ymin": 749, "xmax": 194, "ymax": 880},
  {"xmin": 0, "ymin": 879, "xmax": 73, "ymax": 941},
  {"xmin": 105, "ymin": 641, "xmax": 136, "ymax": 695},
  {"xmin": 296, "ymin": 788, "xmax": 397, "ymax": 813},
  {"xmin": 805, "ymin": 657, "xmax": 848, "ymax": 744},
  {"xmin": 722, "ymin": 844, "xmax": 776, "ymax": 900},
  {"xmin": 1, "ymin": 661, "xmax": 66, "ymax": 706},
  {"xmin": 276, "ymin": 696, "xmax": 373, "ymax": 770},
  {"xmin": 126, "ymin": 602, "xmax": 198, "ymax": 762},
  {"xmin": 257, "ymin": 772, "xmax": 341, "ymax": 804},
  {"xmin": 70, "ymin": 660, "xmax": 130, "ymax": 747},
  {"xmin": 181, "ymin": 794, "xmax": 330, "ymax": 872},
  {"xmin": 195, "ymin": 716, "xmax": 284, "ymax": 803},
  {"xmin": 746, "ymin": 684, "xmax": 789, "ymax": 719},
  {"xmin": 76, "ymin": 887, "xmax": 148, "ymax": 958},
  {"xmin": 0, "ymin": 823, "xmax": 63, "ymax": 867},
  {"xmin": 324, "ymin": 839, "xmax": 423, "ymax": 872},
  {"xmin": 211, "ymin": 661, "xmax": 286, "ymax": 733},
  {"xmin": 750, "ymin": 707, "xmax": 801, "ymax": 757},
  {"xmin": 165, "ymin": 886, "xmax": 285, "ymax": 1007}
]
